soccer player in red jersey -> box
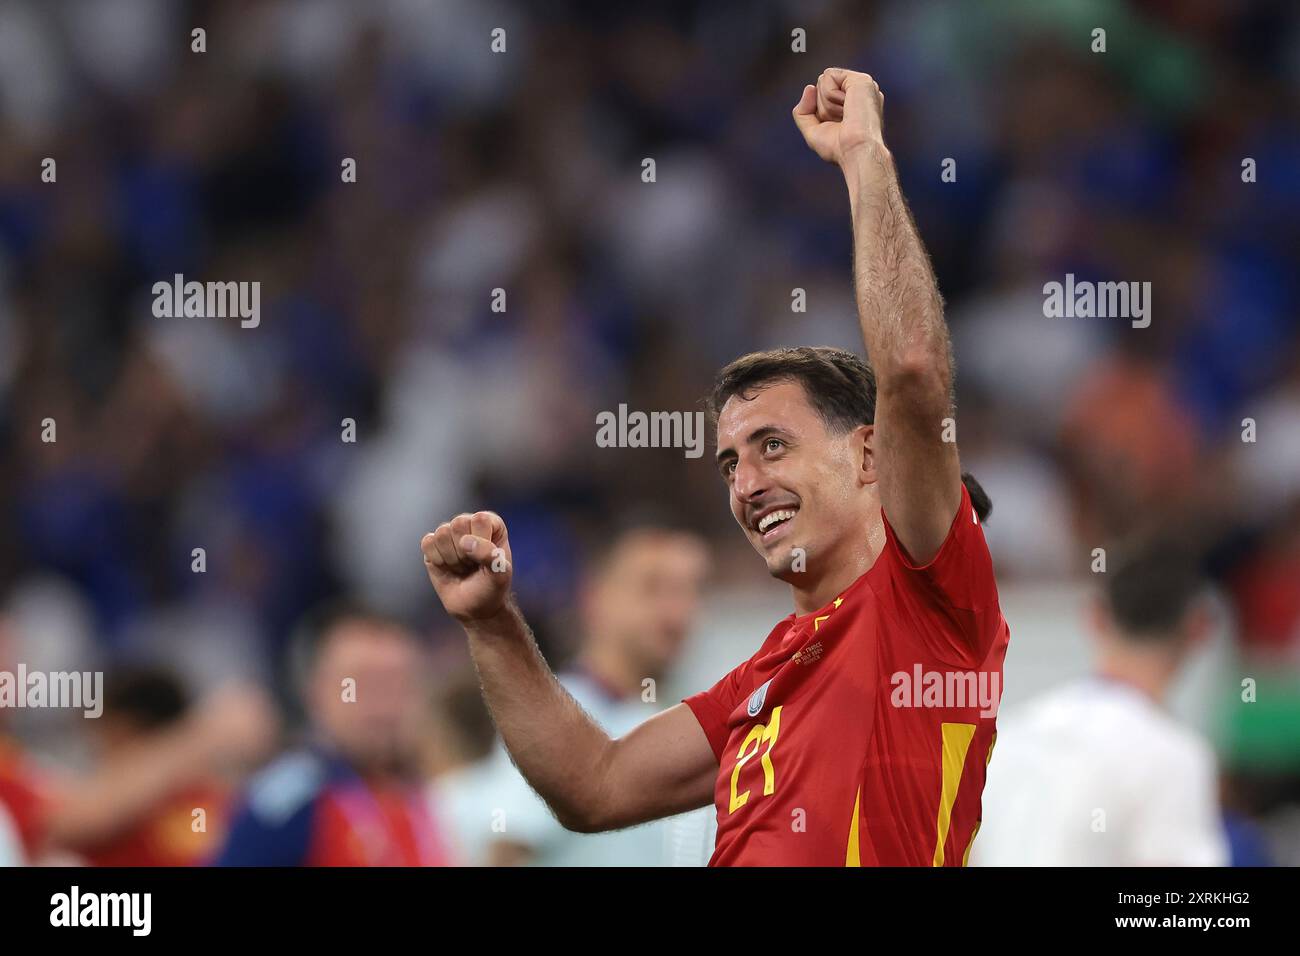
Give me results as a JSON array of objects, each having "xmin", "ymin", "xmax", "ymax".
[{"xmin": 422, "ymin": 69, "xmax": 1009, "ymax": 866}]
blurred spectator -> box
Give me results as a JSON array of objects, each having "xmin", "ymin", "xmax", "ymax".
[
  {"xmin": 429, "ymin": 523, "xmax": 713, "ymax": 866},
  {"xmin": 973, "ymin": 536, "xmax": 1229, "ymax": 866},
  {"xmin": 214, "ymin": 603, "xmax": 449, "ymax": 865},
  {"xmin": 419, "ymin": 670, "xmax": 497, "ymax": 866},
  {"xmin": 0, "ymin": 674, "xmax": 276, "ymax": 864},
  {"xmin": 73, "ymin": 666, "xmax": 230, "ymax": 866}
]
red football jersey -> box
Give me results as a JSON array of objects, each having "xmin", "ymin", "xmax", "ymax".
[
  {"xmin": 685, "ymin": 484, "xmax": 1009, "ymax": 866},
  {"xmin": 0, "ymin": 736, "xmax": 49, "ymax": 860},
  {"xmin": 305, "ymin": 783, "xmax": 449, "ymax": 867},
  {"xmin": 81, "ymin": 783, "xmax": 228, "ymax": 867}
]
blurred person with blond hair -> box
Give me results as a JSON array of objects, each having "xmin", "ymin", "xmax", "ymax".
[{"xmin": 972, "ymin": 537, "xmax": 1229, "ymax": 866}]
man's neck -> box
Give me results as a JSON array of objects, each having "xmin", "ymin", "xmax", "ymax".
[
  {"xmin": 788, "ymin": 515, "xmax": 885, "ymax": 615},
  {"xmin": 1095, "ymin": 650, "xmax": 1176, "ymax": 705}
]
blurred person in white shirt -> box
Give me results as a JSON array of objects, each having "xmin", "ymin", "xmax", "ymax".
[
  {"xmin": 429, "ymin": 521, "xmax": 712, "ymax": 866},
  {"xmin": 972, "ymin": 536, "xmax": 1229, "ymax": 866}
]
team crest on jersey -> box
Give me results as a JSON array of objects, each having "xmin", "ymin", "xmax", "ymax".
[{"xmin": 747, "ymin": 679, "xmax": 772, "ymax": 717}]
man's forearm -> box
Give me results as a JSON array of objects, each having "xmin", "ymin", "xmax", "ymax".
[
  {"xmin": 47, "ymin": 723, "xmax": 218, "ymax": 847},
  {"xmin": 843, "ymin": 145, "xmax": 952, "ymax": 388},
  {"xmin": 462, "ymin": 600, "xmax": 615, "ymax": 830}
]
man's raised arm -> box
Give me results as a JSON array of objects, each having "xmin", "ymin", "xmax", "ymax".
[
  {"xmin": 421, "ymin": 513, "xmax": 716, "ymax": 832},
  {"xmin": 793, "ymin": 69, "xmax": 962, "ymax": 565}
]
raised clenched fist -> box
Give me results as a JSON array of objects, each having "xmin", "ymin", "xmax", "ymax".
[
  {"xmin": 421, "ymin": 510, "xmax": 514, "ymax": 623},
  {"xmin": 792, "ymin": 68, "xmax": 886, "ymax": 166}
]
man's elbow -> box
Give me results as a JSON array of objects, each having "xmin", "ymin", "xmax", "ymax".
[
  {"xmin": 548, "ymin": 736, "xmax": 629, "ymax": 834},
  {"xmin": 557, "ymin": 813, "xmax": 602, "ymax": 834},
  {"xmin": 550, "ymin": 773, "xmax": 627, "ymax": 834},
  {"xmin": 546, "ymin": 773, "xmax": 614, "ymax": 833},
  {"xmin": 553, "ymin": 802, "xmax": 608, "ymax": 834}
]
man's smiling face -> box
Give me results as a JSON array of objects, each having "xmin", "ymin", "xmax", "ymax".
[{"xmin": 715, "ymin": 379, "xmax": 876, "ymax": 581}]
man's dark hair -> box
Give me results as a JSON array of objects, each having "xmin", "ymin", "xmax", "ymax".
[
  {"xmin": 706, "ymin": 346, "xmax": 991, "ymax": 522},
  {"xmin": 707, "ymin": 346, "xmax": 878, "ymax": 434},
  {"xmin": 1105, "ymin": 536, "xmax": 1205, "ymax": 643},
  {"xmin": 103, "ymin": 666, "xmax": 191, "ymax": 732}
]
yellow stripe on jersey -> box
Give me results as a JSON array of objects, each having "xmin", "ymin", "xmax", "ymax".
[
  {"xmin": 961, "ymin": 730, "xmax": 998, "ymax": 866},
  {"xmin": 932, "ymin": 722, "xmax": 976, "ymax": 866},
  {"xmin": 962, "ymin": 820, "xmax": 981, "ymax": 867},
  {"xmin": 845, "ymin": 786, "xmax": 862, "ymax": 867}
]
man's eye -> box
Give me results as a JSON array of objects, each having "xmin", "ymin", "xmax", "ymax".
[
  {"xmin": 722, "ymin": 460, "xmax": 736, "ymax": 478},
  {"xmin": 765, "ymin": 438, "xmax": 783, "ymax": 453}
]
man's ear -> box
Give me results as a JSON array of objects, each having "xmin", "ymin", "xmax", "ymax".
[{"xmin": 856, "ymin": 424, "xmax": 877, "ymax": 486}]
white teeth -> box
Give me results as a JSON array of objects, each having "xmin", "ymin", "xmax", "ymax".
[{"xmin": 758, "ymin": 510, "xmax": 796, "ymax": 533}]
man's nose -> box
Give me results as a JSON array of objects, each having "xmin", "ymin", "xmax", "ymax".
[{"xmin": 732, "ymin": 457, "xmax": 768, "ymax": 502}]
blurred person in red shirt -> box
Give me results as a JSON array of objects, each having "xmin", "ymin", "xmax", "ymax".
[
  {"xmin": 214, "ymin": 604, "xmax": 451, "ymax": 866},
  {"xmin": 0, "ymin": 734, "xmax": 44, "ymax": 864},
  {"xmin": 74, "ymin": 667, "xmax": 232, "ymax": 866},
  {"xmin": 2, "ymin": 681, "xmax": 276, "ymax": 864},
  {"xmin": 1229, "ymin": 500, "xmax": 1300, "ymax": 659},
  {"xmin": 2, "ymin": 603, "xmax": 278, "ymax": 864}
]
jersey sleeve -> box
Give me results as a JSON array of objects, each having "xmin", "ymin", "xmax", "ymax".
[
  {"xmin": 879, "ymin": 481, "xmax": 1004, "ymax": 668},
  {"xmin": 683, "ymin": 659, "xmax": 753, "ymax": 763}
]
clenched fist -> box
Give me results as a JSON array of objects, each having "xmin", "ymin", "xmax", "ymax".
[
  {"xmin": 793, "ymin": 68, "xmax": 886, "ymax": 166},
  {"xmin": 421, "ymin": 511, "xmax": 514, "ymax": 623}
]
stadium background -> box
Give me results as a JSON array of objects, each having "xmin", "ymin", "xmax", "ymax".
[{"xmin": 0, "ymin": 0, "xmax": 1298, "ymax": 864}]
